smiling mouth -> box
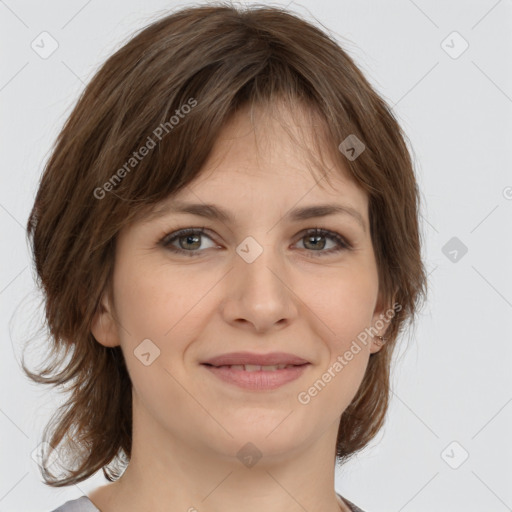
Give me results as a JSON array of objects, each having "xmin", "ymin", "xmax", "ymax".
[{"xmin": 201, "ymin": 362, "xmax": 310, "ymax": 391}]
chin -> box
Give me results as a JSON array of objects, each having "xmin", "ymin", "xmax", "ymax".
[
  {"xmin": 218, "ymin": 418, "xmax": 311, "ymax": 457},
  {"xmin": 207, "ymin": 433, "xmax": 307, "ymax": 469}
]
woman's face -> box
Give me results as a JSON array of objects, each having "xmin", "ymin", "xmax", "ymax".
[{"xmin": 92, "ymin": 103, "xmax": 388, "ymax": 464}]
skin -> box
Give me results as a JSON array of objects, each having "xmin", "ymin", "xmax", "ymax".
[{"xmin": 90, "ymin": 101, "xmax": 391, "ymax": 512}]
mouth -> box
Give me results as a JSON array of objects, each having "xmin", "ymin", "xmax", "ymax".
[
  {"xmin": 201, "ymin": 362, "xmax": 311, "ymax": 390},
  {"xmin": 200, "ymin": 351, "xmax": 311, "ymax": 390},
  {"xmin": 201, "ymin": 351, "xmax": 310, "ymax": 367}
]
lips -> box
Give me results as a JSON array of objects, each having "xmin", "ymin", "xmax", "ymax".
[
  {"xmin": 202, "ymin": 361, "xmax": 310, "ymax": 390},
  {"xmin": 201, "ymin": 351, "xmax": 310, "ymax": 368},
  {"xmin": 201, "ymin": 352, "xmax": 311, "ymax": 389}
]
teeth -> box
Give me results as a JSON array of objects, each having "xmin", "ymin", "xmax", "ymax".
[
  {"xmin": 244, "ymin": 364, "xmax": 262, "ymax": 372},
  {"xmin": 222, "ymin": 364, "xmax": 291, "ymax": 371}
]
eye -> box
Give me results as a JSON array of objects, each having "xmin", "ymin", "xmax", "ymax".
[
  {"xmin": 159, "ymin": 227, "xmax": 352, "ymax": 257},
  {"xmin": 295, "ymin": 228, "xmax": 352, "ymax": 257},
  {"xmin": 160, "ymin": 227, "xmax": 218, "ymax": 257}
]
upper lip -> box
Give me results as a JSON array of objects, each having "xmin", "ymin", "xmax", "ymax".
[{"xmin": 202, "ymin": 352, "xmax": 310, "ymax": 367}]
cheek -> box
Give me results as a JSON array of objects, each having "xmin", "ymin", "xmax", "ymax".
[
  {"xmin": 112, "ymin": 261, "xmax": 219, "ymax": 352},
  {"xmin": 300, "ymin": 281, "xmax": 374, "ymax": 414},
  {"xmin": 302, "ymin": 267, "xmax": 378, "ymax": 342},
  {"xmin": 296, "ymin": 267, "xmax": 377, "ymax": 405},
  {"xmin": 110, "ymin": 266, "xmax": 211, "ymax": 421}
]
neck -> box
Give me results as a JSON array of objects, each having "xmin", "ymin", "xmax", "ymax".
[{"xmin": 89, "ymin": 397, "xmax": 347, "ymax": 512}]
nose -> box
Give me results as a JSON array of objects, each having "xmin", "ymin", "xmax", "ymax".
[{"xmin": 220, "ymin": 242, "xmax": 299, "ymax": 334}]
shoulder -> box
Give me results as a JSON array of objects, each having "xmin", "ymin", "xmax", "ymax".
[{"xmin": 49, "ymin": 496, "xmax": 100, "ymax": 512}]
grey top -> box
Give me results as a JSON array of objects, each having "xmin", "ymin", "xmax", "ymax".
[
  {"xmin": 49, "ymin": 493, "xmax": 366, "ymax": 512},
  {"xmin": 49, "ymin": 496, "xmax": 99, "ymax": 512}
]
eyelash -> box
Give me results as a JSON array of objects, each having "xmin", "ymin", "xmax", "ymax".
[{"xmin": 159, "ymin": 226, "xmax": 352, "ymax": 258}]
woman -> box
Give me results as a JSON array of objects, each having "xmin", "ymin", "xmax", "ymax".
[{"xmin": 24, "ymin": 3, "xmax": 427, "ymax": 512}]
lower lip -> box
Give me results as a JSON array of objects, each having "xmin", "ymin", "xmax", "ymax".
[{"xmin": 202, "ymin": 364, "xmax": 310, "ymax": 390}]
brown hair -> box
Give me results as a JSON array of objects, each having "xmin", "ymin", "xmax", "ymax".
[{"xmin": 23, "ymin": 2, "xmax": 427, "ymax": 486}]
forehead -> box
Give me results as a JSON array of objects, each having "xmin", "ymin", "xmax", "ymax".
[
  {"xmin": 189, "ymin": 100, "xmax": 362, "ymax": 196},
  {"xmin": 135, "ymin": 100, "xmax": 369, "ymax": 230}
]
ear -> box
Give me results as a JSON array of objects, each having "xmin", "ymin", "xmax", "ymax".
[
  {"xmin": 91, "ymin": 290, "xmax": 120, "ymax": 348},
  {"xmin": 369, "ymin": 291, "xmax": 395, "ymax": 355}
]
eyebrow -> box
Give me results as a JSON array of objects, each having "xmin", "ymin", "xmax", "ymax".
[{"xmin": 147, "ymin": 201, "xmax": 367, "ymax": 233}]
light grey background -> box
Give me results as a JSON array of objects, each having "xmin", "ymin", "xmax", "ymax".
[{"xmin": 1, "ymin": 1, "xmax": 511, "ymax": 511}]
